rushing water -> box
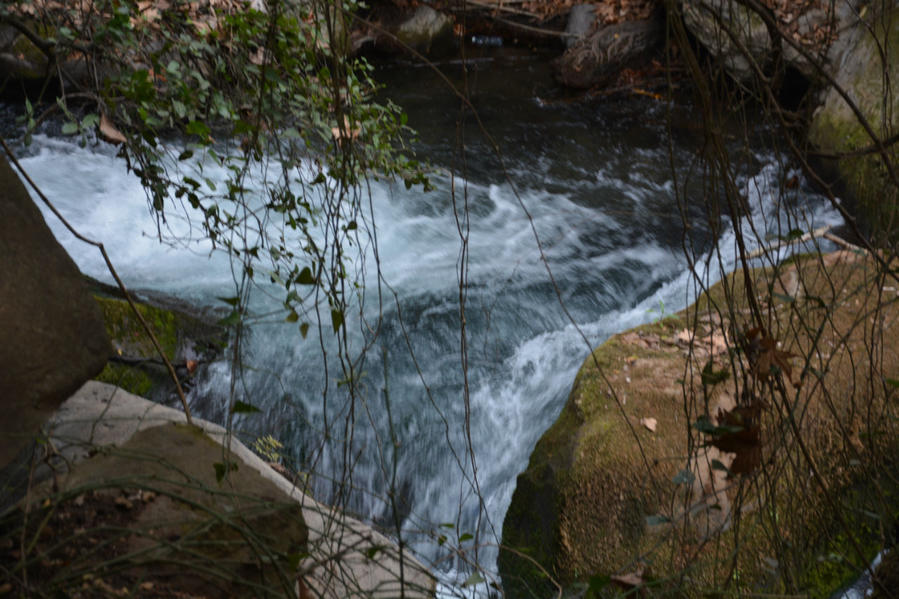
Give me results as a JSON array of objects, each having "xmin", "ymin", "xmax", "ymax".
[{"xmin": 5, "ymin": 48, "xmax": 845, "ymax": 594}]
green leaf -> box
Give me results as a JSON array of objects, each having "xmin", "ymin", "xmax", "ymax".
[
  {"xmin": 784, "ymin": 229, "xmax": 805, "ymax": 241},
  {"xmin": 886, "ymin": 378, "xmax": 899, "ymax": 389},
  {"xmin": 772, "ymin": 292, "xmax": 795, "ymax": 304},
  {"xmin": 586, "ymin": 574, "xmax": 611, "ymax": 597},
  {"xmin": 701, "ymin": 361, "xmax": 729, "ymax": 386},
  {"xmin": 297, "ymin": 267, "xmax": 315, "ymax": 285},
  {"xmin": 213, "ymin": 461, "xmax": 237, "ymax": 483},
  {"xmin": 462, "ymin": 572, "xmax": 485, "ymax": 587},
  {"xmin": 217, "ymin": 296, "xmax": 241, "ymax": 306},
  {"xmin": 299, "ymin": 323, "xmax": 309, "ymax": 339},
  {"xmin": 711, "ymin": 459, "xmax": 731, "ymax": 473},
  {"xmin": 81, "ymin": 113, "xmax": 100, "ymax": 129},
  {"xmin": 692, "ymin": 416, "xmax": 718, "ymax": 434},
  {"xmin": 459, "ymin": 533, "xmax": 473, "ymax": 542},
  {"xmin": 672, "ymin": 469, "xmax": 694, "ymax": 485},
  {"xmin": 286, "ymin": 310, "xmax": 299, "ymax": 323},
  {"xmin": 218, "ymin": 309, "xmax": 241, "ymax": 326},
  {"xmin": 61, "ymin": 122, "xmax": 79, "ymax": 135},
  {"xmin": 186, "ymin": 120, "xmax": 211, "ymax": 138},
  {"xmin": 231, "ymin": 400, "xmax": 261, "ymax": 414},
  {"xmin": 365, "ymin": 545, "xmax": 384, "ymax": 559},
  {"xmin": 287, "ymin": 551, "xmax": 308, "ymax": 570},
  {"xmin": 331, "ymin": 309, "xmax": 344, "ymax": 334}
]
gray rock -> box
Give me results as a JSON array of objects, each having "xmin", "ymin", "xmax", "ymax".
[
  {"xmin": 0, "ymin": 154, "xmax": 111, "ymax": 467},
  {"xmin": 681, "ymin": 0, "xmax": 772, "ymax": 82},
  {"xmin": 395, "ymin": 5, "xmax": 454, "ymax": 55}
]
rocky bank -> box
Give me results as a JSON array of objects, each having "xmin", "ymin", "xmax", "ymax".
[{"xmin": 500, "ymin": 251, "xmax": 899, "ymax": 596}]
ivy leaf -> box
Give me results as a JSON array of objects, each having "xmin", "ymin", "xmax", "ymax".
[
  {"xmin": 711, "ymin": 459, "xmax": 731, "ymax": 473},
  {"xmin": 672, "ymin": 469, "xmax": 694, "ymax": 485},
  {"xmin": 586, "ymin": 574, "xmax": 611, "ymax": 598},
  {"xmin": 213, "ymin": 461, "xmax": 237, "ymax": 483},
  {"xmin": 701, "ymin": 360, "xmax": 729, "ymax": 386},
  {"xmin": 331, "ymin": 309, "xmax": 344, "ymax": 333},
  {"xmin": 462, "ymin": 572, "xmax": 484, "ymax": 587},
  {"xmin": 231, "ymin": 400, "xmax": 260, "ymax": 414},
  {"xmin": 297, "ymin": 267, "xmax": 315, "ymax": 285},
  {"xmin": 218, "ymin": 309, "xmax": 241, "ymax": 326}
]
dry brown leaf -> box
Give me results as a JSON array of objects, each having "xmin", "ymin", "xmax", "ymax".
[
  {"xmin": 611, "ymin": 572, "xmax": 643, "ymax": 588},
  {"xmin": 99, "ymin": 114, "xmax": 127, "ymax": 145},
  {"xmin": 640, "ymin": 417, "xmax": 657, "ymax": 432}
]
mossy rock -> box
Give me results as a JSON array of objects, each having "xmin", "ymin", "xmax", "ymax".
[
  {"xmin": 0, "ymin": 22, "xmax": 50, "ymax": 82},
  {"xmin": 500, "ymin": 253, "xmax": 899, "ymax": 597},
  {"xmin": 807, "ymin": 6, "xmax": 899, "ymax": 243},
  {"xmin": 89, "ymin": 281, "xmax": 226, "ymax": 400}
]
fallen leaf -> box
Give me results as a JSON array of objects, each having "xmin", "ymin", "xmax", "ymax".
[
  {"xmin": 610, "ymin": 572, "xmax": 643, "ymax": 588},
  {"xmin": 640, "ymin": 417, "xmax": 657, "ymax": 432},
  {"xmin": 114, "ymin": 495, "xmax": 133, "ymax": 510},
  {"xmin": 709, "ymin": 399, "xmax": 768, "ymax": 475},
  {"xmin": 99, "ymin": 114, "xmax": 127, "ymax": 145}
]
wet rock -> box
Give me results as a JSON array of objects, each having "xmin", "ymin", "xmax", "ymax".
[
  {"xmin": 395, "ymin": 5, "xmax": 454, "ymax": 55},
  {"xmin": 0, "ymin": 154, "xmax": 110, "ymax": 468}
]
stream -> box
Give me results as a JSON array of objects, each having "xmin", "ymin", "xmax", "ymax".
[{"xmin": 4, "ymin": 47, "xmax": 846, "ymax": 595}]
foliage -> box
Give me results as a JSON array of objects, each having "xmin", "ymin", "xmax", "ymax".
[{"xmin": 2, "ymin": 0, "xmax": 429, "ymax": 341}]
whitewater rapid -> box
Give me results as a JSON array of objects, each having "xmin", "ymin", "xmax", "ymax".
[{"xmin": 13, "ymin": 119, "xmax": 844, "ymax": 595}]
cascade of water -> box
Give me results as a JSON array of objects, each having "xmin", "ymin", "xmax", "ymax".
[{"xmin": 9, "ymin": 61, "xmax": 846, "ymax": 594}]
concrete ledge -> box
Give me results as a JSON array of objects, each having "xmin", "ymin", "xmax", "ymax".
[{"xmin": 45, "ymin": 381, "xmax": 436, "ymax": 598}]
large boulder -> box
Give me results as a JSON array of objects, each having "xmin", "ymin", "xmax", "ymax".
[
  {"xmin": 680, "ymin": 0, "xmax": 774, "ymax": 82},
  {"xmin": 679, "ymin": 0, "xmax": 853, "ymax": 83},
  {"xmin": 3, "ymin": 381, "xmax": 436, "ymax": 597},
  {"xmin": 807, "ymin": 5, "xmax": 899, "ymax": 241},
  {"xmin": 0, "ymin": 154, "xmax": 110, "ymax": 467},
  {"xmin": 500, "ymin": 253, "xmax": 899, "ymax": 596},
  {"xmin": 554, "ymin": 14, "xmax": 664, "ymax": 89},
  {"xmin": 390, "ymin": 5, "xmax": 454, "ymax": 56}
]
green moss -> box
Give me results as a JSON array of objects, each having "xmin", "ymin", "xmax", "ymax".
[
  {"xmin": 7, "ymin": 33, "xmax": 48, "ymax": 79},
  {"xmin": 95, "ymin": 295, "xmax": 179, "ymax": 359},
  {"xmin": 91, "ymin": 293, "xmax": 224, "ymax": 399},
  {"xmin": 807, "ymin": 8, "xmax": 899, "ymax": 243},
  {"xmin": 94, "ymin": 363, "xmax": 154, "ymax": 397}
]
